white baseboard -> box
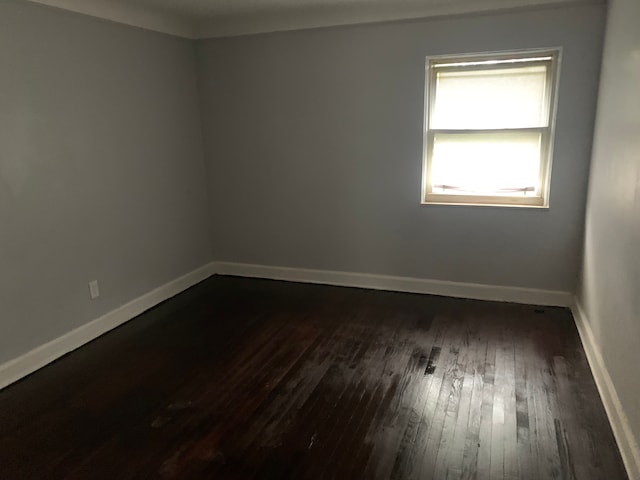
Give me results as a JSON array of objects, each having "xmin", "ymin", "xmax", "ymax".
[
  {"xmin": 572, "ymin": 300, "xmax": 640, "ymax": 480},
  {"xmin": 213, "ymin": 261, "xmax": 573, "ymax": 307},
  {"xmin": 0, "ymin": 260, "xmax": 572, "ymax": 394},
  {"xmin": 0, "ymin": 262, "xmax": 216, "ymax": 392}
]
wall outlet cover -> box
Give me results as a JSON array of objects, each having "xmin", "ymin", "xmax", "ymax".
[{"xmin": 89, "ymin": 280, "xmax": 100, "ymax": 299}]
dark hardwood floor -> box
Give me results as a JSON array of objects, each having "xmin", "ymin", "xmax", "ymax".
[{"xmin": 0, "ymin": 276, "xmax": 627, "ymax": 479}]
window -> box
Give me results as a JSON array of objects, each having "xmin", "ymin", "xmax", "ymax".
[{"xmin": 422, "ymin": 50, "xmax": 560, "ymax": 207}]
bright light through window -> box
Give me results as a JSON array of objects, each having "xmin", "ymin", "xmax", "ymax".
[
  {"xmin": 431, "ymin": 132, "xmax": 542, "ymax": 195},
  {"xmin": 423, "ymin": 50, "xmax": 560, "ymax": 207}
]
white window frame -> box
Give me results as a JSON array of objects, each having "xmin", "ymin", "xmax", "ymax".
[{"xmin": 421, "ymin": 49, "xmax": 561, "ymax": 208}]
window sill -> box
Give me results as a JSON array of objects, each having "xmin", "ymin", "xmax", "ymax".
[
  {"xmin": 422, "ymin": 194, "xmax": 548, "ymax": 208},
  {"xmin": 422, "ymin": 201, "xmax": 549, "ymax": 209}
]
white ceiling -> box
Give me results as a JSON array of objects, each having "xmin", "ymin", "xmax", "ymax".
[{"xmin": 29, "ymin": 0, "xmax": 596, "ymax": 38}]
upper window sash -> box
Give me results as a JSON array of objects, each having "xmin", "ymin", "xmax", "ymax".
[{"xmin": 427, "ymin": 58, "xmax": 555, "ymax": 131}]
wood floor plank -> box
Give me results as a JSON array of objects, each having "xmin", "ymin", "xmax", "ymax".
[
  {"xmin": 475, "ymin": 316, "xmax": 498, "ymax": 480},
  {"xmin": 331, "ymin": 310, "xmax": 419, "ymax": 479},
  {"xmin": 442, "ymin": 322, "xmax": 482, "ymax": 479},
  {"xmin": 529, "ymin": 320, "xmax": 564, "ymax": 480},
  {"xmin": 514, "ymin": 328, "xmax": 537, "ymax": 480},
  {"xmin": 388, "ymin": 316, "xmax": 449, "ymax": 480},
  {"xmin": 320, "ymin": 319, "xmax": 408, "ymax": 478},
  {"xmin": 459, "ymin": 318, "xmax": 489, "ymax": 480},
  {"xmin": 411, "ymin": 314, "xmax": 467, "ymax": 478}
]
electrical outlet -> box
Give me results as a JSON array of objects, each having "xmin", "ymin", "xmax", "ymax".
[{"xmin": 89, "ymin": 280, "xmax": 100, "ymax": 299}]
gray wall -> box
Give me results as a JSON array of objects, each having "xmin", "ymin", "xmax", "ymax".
[
  {"xmin": 197, "ymin": 4, "xmax": 606, "ymax": 292},
  {"xmin": 0, "ymin": 1, "xmax": 212, "ymax": 364},
  {"xmin": 577, "ymin": 0, "xmax": 640, "ymax": 462}
]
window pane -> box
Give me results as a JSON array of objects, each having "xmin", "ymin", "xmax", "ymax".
[
  {"xmin": 431, "ymin": 66, "xmax": 547, "ymax": 129},
  {"xmin": 430, "ymin": 132, "xmax": 542, "ymax": 196}
]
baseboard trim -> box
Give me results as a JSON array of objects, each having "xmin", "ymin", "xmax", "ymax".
[
  {"xmin": 0, "ymin": 260, "xmax": 573, "ymax": 394},
  {"xmin": 572, "ymin": 300, "xmax": 640, "ymax": 480},
  {"xmin": 0, "ymin": 262, "xmax": 216, "ymax": 392},
  {"xmin": 213, "ymin": 261, "xmax": 572, "ymax": 307}
]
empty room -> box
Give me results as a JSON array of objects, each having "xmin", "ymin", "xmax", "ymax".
[{"xmin": 0, "ymin": 0, "xmax": 638, "ymax": 478}]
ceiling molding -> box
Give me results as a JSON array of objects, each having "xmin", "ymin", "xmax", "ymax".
[
  {"xmin": 28, "ymin": 0, "xmax": 600, "ymax": 40},
  {"xmin": 27, "ymin": 0, "xmax": 196, "ymax": 38},
  {"xmin": 194, "ymin": 0, "xmax": 598, "ymax": 38}
]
